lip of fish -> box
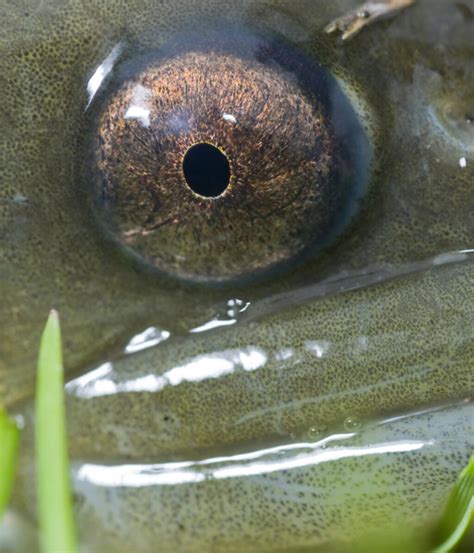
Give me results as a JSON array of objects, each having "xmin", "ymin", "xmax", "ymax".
[
  {"xmin": 233, "ymin": 248, "xmax": 474, "ymax": 325},
  {"xmin": 71, "ymin": 400, "xmax": 469, "ymax": 488},
  {"xmin": 57, "ymin": 400, "xmax": 474, "ymax": 553},
  {"xmin": 11, "ymin": 398, "xmax": 472, "ymax": 553},
  {"xmin": 69, "ymin": 247, "xmax": 474, "ymax": 366},
  {"xmin": 43, "ymin": 247, "xmax": 473, "ymax": 467}
]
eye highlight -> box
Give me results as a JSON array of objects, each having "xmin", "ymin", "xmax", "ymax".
[{"xmin": 90, "ymin": 33, "xmax": 371, "ymax": 285}]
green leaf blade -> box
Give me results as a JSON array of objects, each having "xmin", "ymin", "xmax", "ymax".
[
  {"xmin": 35, "ymin": 310, "xmax": 77, "ymax": 553},
  {"xmin": 0, "ymin": 409, "xmax": 20, "ymax": 520},
  {"xmin": 432, "ymin": 455, "xmax": 474, "ymax": 553}
]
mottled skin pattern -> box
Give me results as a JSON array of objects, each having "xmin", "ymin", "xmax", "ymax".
[{"xmin": 0, "ymin": 0, "xmax": 473, "ymax": 552}]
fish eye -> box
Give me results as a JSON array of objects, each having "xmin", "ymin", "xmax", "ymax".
[{"xmin": 86, "ymin": 31, "xmax": 372, "ymax": 286}]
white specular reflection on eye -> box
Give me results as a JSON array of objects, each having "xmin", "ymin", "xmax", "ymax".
[
  {"xmin": 66, "ymin": 346, "xmax": 267, "ymax": 398},
  {"xmin": 223, "ymin": 112, "xmax": 237, "ymax": 124},
  {"xmin": 87, "ymin": 43, "xmax": 123, "ymax": 107},
  {"xmin": 124, "ymin": 84, "xmax": 152, "ymax": 128},
  {"xmin": 75, "ymin": 438, "xmax": 428, "ymax": 488}
]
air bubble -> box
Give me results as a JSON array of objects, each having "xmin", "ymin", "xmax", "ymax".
[
  {"xmin": 344, "ymin": 416, "xmax": 361, "ymax": 431},
  {"xmin": 307, "ymin": 426, "xmax": 322, "ymax": 441}
]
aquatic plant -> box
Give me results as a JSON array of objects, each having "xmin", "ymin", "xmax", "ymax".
[
  {"xmin": 432, "ymin": 455, "xmax": 474, "ymax": 553},
  {"xmin": 35, "ymin": 310, "xmax": 77, "ymax": 553},
  {"xmin": 0, "ymin": 409, "xmax": 19, "ymax": 520}
]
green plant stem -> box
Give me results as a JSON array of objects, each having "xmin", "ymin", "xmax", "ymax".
[
  {"xmin": 0, "ymin": 409, "xmax": 19, "ymax": 520},
  {"xmin": 35, "ymin": 310, "xmax": 77, "ymax": 553}
]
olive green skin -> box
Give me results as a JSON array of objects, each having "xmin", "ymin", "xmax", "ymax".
[{"xmin": 0, "ymin": 0, "xmax": 473, "ymax": 552}]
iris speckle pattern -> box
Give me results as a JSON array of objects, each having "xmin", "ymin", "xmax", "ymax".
[{"xmin": 92, "ymin": 43, "xmax": 346, "ymax": 284}]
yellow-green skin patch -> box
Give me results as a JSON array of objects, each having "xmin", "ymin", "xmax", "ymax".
[{"xmin": 0, "ymin": 0, "xmax": 473, "ymax": 552}]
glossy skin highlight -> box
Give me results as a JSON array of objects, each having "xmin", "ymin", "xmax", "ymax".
[{"xmin": 0, "ymin": 1, "xmax": 473, "ymax": 552}]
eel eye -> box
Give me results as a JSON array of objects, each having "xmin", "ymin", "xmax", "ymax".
[{"xmin": 90, "ymin": 33, "xmax": 371, "ymax": 285}]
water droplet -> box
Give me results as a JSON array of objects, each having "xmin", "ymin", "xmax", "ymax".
[
  {"xmin": 125, "ymin": 326, "xmax": 170, "ymax": 354},
  {"xmin": 226, "ymin": 298, "xmax": 250, "ymax": 318},
  {"xmin": 344, "ymin": 416, "xmax": 361, "ymax": 431}
]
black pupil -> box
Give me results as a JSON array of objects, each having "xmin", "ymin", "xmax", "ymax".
[{"xmin": 182, "ymin": 143, "xmax": 230, "ymax": 197}]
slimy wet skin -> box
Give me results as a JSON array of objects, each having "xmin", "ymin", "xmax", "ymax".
[{"xmin": 0, "ymin": 0, "xmax": 473, "ymax": 552}]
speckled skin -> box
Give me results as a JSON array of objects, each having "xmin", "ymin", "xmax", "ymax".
[
  {"xmin": 0, "ymin": 0, "xmax": 473, "ymax": 552},
  {"xmin": 68, "ymin": 403, "xmax": 474, "ymax": 553},
  {"xmin": 59, "ymin": 259, "xmax": 473, "ymax": 460}
]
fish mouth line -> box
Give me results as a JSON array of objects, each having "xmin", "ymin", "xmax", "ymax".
[
  {"xmin": 240, "ymin": 248, "xmax": 474, "ymax": 325},
  {"xmin": 72, "ymin": 400, "xmax": 471, "ymax": 487}
]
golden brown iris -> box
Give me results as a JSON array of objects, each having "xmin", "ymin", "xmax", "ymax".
[{"xmin": 91, "ymin": 37, "xmax": 363, "ymax": 284}]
